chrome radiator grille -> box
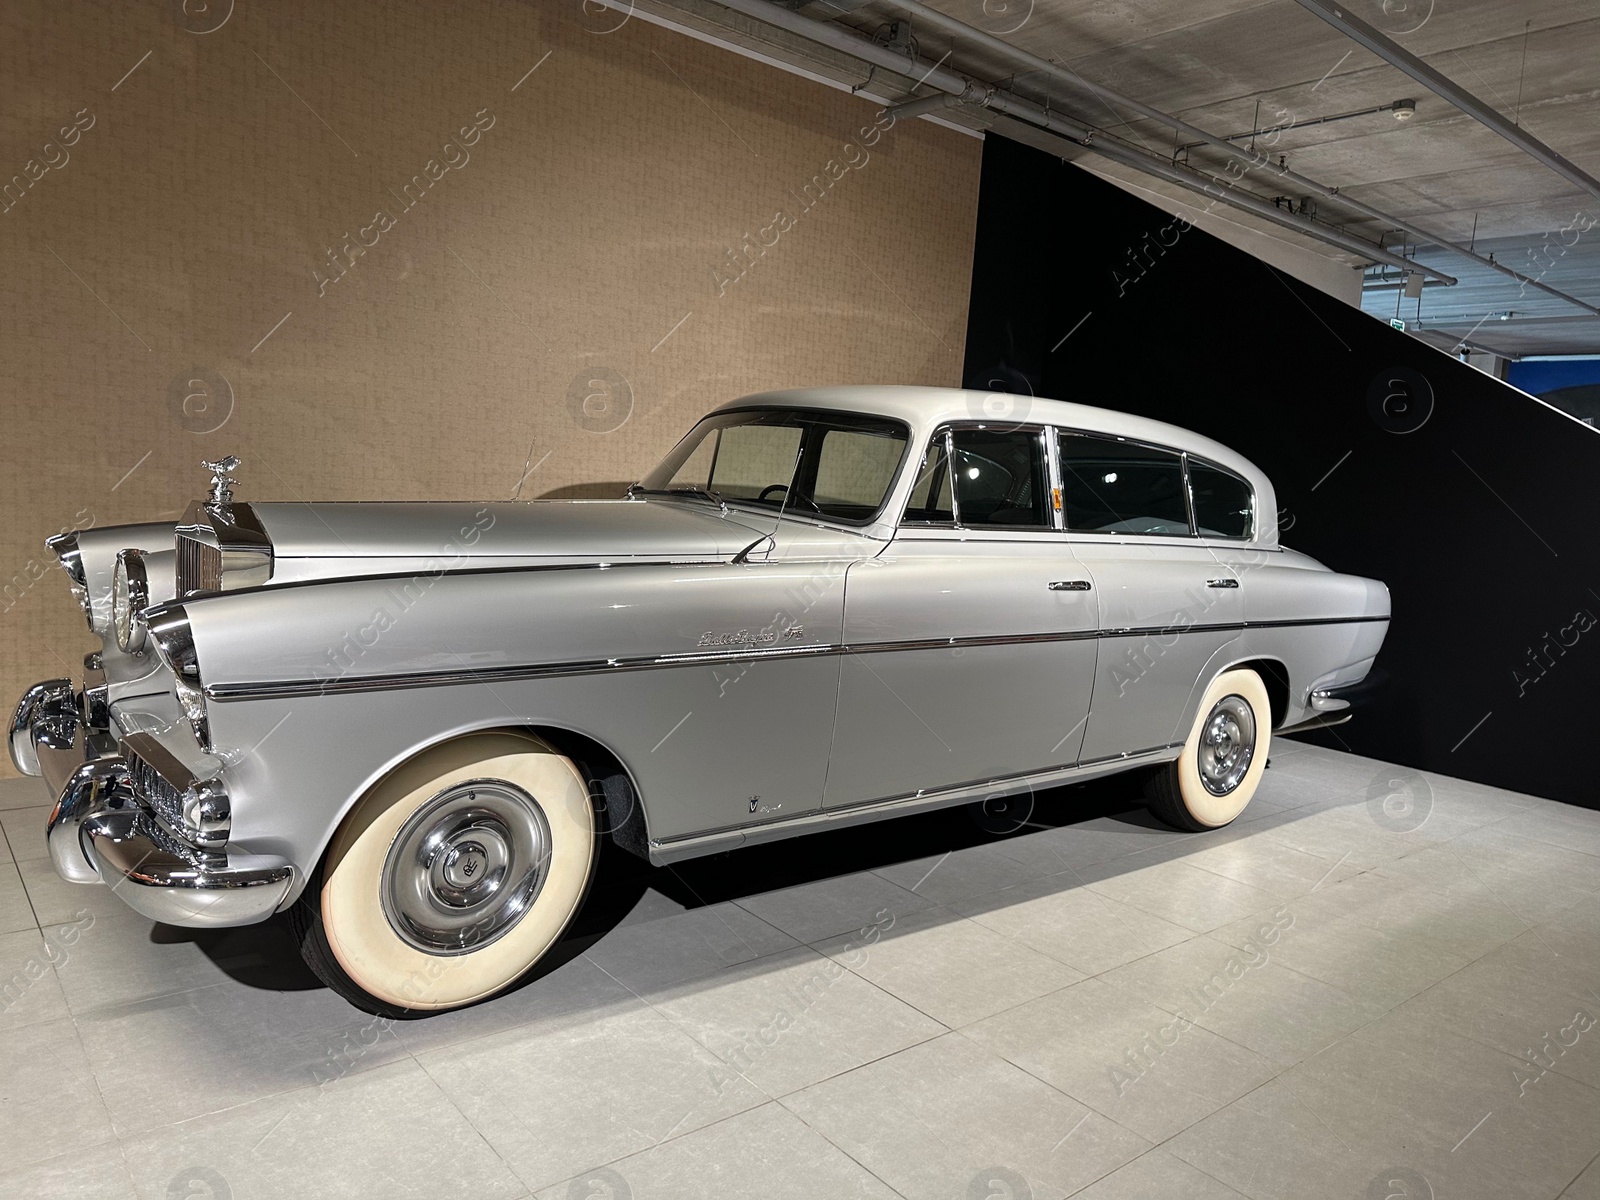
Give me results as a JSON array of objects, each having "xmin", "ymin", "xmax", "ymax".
[
  {"xmin": 176, "ymin": 530, "xmax": 221, "ymax": 597},
  {"xmin": 126, "ymin": 743, "xmax": 186, "ymax": 833}
]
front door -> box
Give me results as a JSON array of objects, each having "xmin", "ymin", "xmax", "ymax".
[{"xmin": 825, "ymin": 425, "xmax": 1099, "ymax": 808}]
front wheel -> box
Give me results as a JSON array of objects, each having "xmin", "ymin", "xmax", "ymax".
[
  {"xmin": 290, "ymin": 731, "xmax": 598, "ymax": 1016},
  {"xmin": 1145, "ymin": 668, "xmax": 1272, "ymax": 832}
]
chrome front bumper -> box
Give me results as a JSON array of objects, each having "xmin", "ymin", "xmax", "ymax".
[{"xmin": 13, "ymin": 676, "xmax": 294, "ymax": 928}]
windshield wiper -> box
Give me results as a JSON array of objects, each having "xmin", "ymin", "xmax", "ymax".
[{"xmin": 626, "ymin": 484, "xmax": 729, "ymax": 516}]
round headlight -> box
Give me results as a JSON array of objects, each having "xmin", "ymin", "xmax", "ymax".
[{"xmin": 112, "ymin": 549, "xmax": 150, "ymax": 653}]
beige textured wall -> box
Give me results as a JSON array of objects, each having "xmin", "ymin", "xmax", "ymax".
[{"xmin": 0, "ymin": 0, "xmax": 981, "ymax": 776}]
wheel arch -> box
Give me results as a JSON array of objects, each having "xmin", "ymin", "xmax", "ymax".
[
  {"xmin": 1221, "ymin": 655, "xmax": 1291, "ymax": 731},
  {"xmin": 297, "ymin": 719, "xmax": 654, "ymax": 907}
]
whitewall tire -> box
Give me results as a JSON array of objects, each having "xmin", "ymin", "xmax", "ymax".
[
  {"xmin": 292, "ymin": 731, "xmax": 598, "ymax": 1014},
  {"xmin": 1146, "ymin": 668, "xmax": 1272, "ymax": 831}
]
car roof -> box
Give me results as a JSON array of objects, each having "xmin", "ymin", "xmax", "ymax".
[{"xmin": 716, "ymin": 384, "xmax": 1269, "ymax": 491}]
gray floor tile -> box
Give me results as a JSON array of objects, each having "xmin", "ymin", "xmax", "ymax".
[
  {"xmin": 1068, "ymin": 1148, "xmax": 1248, "ymax": 1199},
  {"xmin": 1163, "ymin": 1078, "xmax": 1429, "ymax": 1200},
  {"xmin": 120, "ymin": 1058, "xmax": 527, "ymax": 1200},
  {"xmin": 0, "ymin": 862, "xmax": 37, "ymax": 934},
  {"xmin": 1485, "ymin": 926, "xmax": 1600, "ymax": 1006},
  {"xmin": 533, "ymin": 1101, "xmax": 903, "ymax": 1200},
  {"xmin": 1375, "ymin": 839, "xmax": 1598, "ymax": 925},
  {"xmin": 583, "ymin": 900, "xmax": 799, "ymax": 996},
  {"xmin": 734, "ymin": 868, "xmax": 934, "ymax": 944},
  {"xmin": 1099, "ymin": 934, "xmax": 1386, "ymax": 1068},
  {"xmin": 1451, "ymin": 823, "xmax": 1600, "ymax": 892},
  {"xmin": 416, "ymin": 999, "xmax": 767, "ymax": 1192},
  {"xmin": 784, "ymin": 1033, "xmax": 1149, "ymax": 1200},
  {"xmin": 1396, "ymin": 954, "xmax": 1600, "ymax": 1089},
  {"xmin": 0, "ymin": 926, "xmax": 74, "ymax": 1031},
  {"xmin": 393, "ymin": 951, "xmax": 646, "ymax": 1058},
  {"xmin": 1282, "ymin": 1004, "xmax": 1600, "ymax": 1196},
  {"xmin": 0, "ymin": 804, "xmax": 48, "ymax": 861},
  {"xmin": 0, "ymin": 780, "xmax": 50, "ymax": 812},
  {"xmin": 1210, "ymin": 906, "xmax": 1470, "ymax": 1010},
  {"xmin": 1015, "ymin": 815, "xmax": 1190, "ymax": 872},
  {"xmin": 15, "ymin": 851, "xmax": 99, "ymax": 927},
  {"xmin": 78, "ymin": 978, "xmax": 414, "ymax": 1135},
  {"xmin": 1564, "ymin": 1152, "xmax": 1600, "ymax": 1199},
  {"xmin": 812, "ymin": 906, "xmax": 1081, "ymax": 1027},
  {"xmin": 1081, "ymin": 857, "xmax": 1282, "ymax": 934},
  {"xmin": 950, "ymin": 872, "xmax": 1194, "ymax": 977},
  {"xmin": 47, "ymin": 904, "xmax": 275, "ymax": 1015},
  {"xmin": 652, "ymin": 945, "xmax": 945, "ymax": 1097},
  {"xmin": 1177, "ymin": 834, "xmax": 1362, "ymax": 899},
  {"xmin": 872, "ymin": 842, "xmax": 1042, "ymax": 905},
  {"xmin": 0, "ymin": 1144, "xmax": 137, "ymax": 1199},
  {"xmin": 963, "ymin": 976, "xmax": 1275, "ymax": 1143},
  {"xmin": 0, "ymin": 1019, "xmax": 115, "ymax": 1174}
]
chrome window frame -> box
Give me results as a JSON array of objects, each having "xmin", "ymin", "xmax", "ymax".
[
  {"xmin": 1184, "ymin": 454, "xmax": 1258, "ymax": 543},
  {"xmin": 1053, "ymin": 428, "xmax": 1198, "ymax": 540},
  {"xmin": 642, "ymin": 405, "xmax": 915, "ymax": 531},
  {"xmin": 897, "ymin": 422, "xmax": 1056, "ymax": 533}
]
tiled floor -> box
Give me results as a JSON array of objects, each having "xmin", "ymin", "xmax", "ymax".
[{"xmin": 2, "ymin": 741, "xmax": 1599, "ymax": 1199}]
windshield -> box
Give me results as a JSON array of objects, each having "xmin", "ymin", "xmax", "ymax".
[{"xmin": 638, "ymin": 407, "xmax": 911, "ymax": 525}]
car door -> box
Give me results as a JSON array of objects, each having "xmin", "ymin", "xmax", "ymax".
[
  {"xmin": 1058, "ymin": 431, "xmax": 1245, "ymax": 761},
  {"xmin": 825, "ymin": 424, "xmax": 1098, "ymax": 809}
]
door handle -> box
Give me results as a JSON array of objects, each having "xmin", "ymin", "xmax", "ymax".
[
  {"xmin": 1048, "ymin": 580, "xmax": 1092, "ymax": 592},
  {"xmin": 1206, "ymin": 578, "xmax": 1240, "ymax": 589}
]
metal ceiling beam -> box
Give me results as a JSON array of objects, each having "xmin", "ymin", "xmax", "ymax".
[
  {"xmin": 703, "ymin": 0, "xmax": 1443, "ymax": 279},
  {"xmin": 881, "ymin": 0, "xmax": 1600, "ymax": 318},
  {"xmin": 1290, "ymin": 0, "xmax": 1600, "ymax": 207}
]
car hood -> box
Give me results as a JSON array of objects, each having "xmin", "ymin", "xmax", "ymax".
[{"xmin": 253, "ymin": 499, "xmax": 770, "ymax": 581}]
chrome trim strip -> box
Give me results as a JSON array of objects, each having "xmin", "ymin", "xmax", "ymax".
[{"xmin": 204, "ymin": 615, "xmax": 1391, "ymax": 701}]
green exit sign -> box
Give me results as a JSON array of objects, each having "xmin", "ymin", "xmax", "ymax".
[{"xmin": 1390, "ymin": 318, "xmax": 1407, "ymax": 331}]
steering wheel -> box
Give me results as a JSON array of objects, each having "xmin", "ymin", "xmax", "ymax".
[{"xmin": 757, "ymin": 483, "xmax": 822, "ymax": 512}]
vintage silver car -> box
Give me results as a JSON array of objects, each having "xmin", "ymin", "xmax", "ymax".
[{"xmin": 10, "ymin": 386, "xmax": 1388, "ymax": 1013}]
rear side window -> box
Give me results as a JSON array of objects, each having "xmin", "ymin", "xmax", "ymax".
[
  {"xmin": 951, "ymin": 429, "xmax": 1050, "ymax": 529},
  {"xmin": 1059, "ymin": 433, "xmax": 1190, "ymax": 536},
  {"xmin": 1190, "ymin": 460, "xmax": 1255, "ymax": 539}
]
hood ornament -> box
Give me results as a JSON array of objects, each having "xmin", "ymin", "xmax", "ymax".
[{"xmin": 202, "ymin": 455, "xmax": 241, "ymax": 508}]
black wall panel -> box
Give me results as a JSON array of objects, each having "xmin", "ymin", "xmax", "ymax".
[{"xmin": 963, "ymin": 134, "xmax": 1596, "ymax": 809}]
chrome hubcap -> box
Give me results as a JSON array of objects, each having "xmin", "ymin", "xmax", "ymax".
[
  {"xmin": 381, "ymin": 780, "xmax": 551, "ymax": 955},
  {"xmin": 1197, "ymin": 694, "xmax": 1256, "ymax": 797}
]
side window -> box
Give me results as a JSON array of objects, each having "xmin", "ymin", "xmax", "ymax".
[
  {"xmin": 1059, "ymin": 433, "xmax": 1190, "ymax": 536},
  {"xmin": 951, "ymin": 428, "xmax": 1050, "ymax": 528},
  {"xmin": 902, "ymin": 434, "xmax": 954, "ymax": 524},
  {"xmin": 1190, "ymin": 460, "xmax": 1255, "ymax": 539}
]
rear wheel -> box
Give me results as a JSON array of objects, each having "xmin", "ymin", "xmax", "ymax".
[
  {"xmin": 1146, "ymin": 668, "xmax": 1271, "ymax": 832},
  {"xmin": 290, "ymin": 731, "xmax": 598, "ymax": 1016}
]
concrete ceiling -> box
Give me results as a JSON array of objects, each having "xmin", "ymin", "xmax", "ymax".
[{"xmin": 634, "ymin": 0, "xmax": 1600, "ymax": 356}]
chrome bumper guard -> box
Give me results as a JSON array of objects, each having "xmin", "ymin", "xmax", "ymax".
[{"xmin": 18, "ymin": 677, "xmax": 293, "ymax": 927}]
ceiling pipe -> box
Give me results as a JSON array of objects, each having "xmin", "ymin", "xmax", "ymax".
[
  {"xmin": 1290, "ymin": 0, "xmax": 1600, "ymax": 208},
  {"xmin": 882, "ymin": 0, "xmax": 1600, "ymax": 318},
  {"xmin": 706, "ymin": 0, "xmax": 1443, "ymax": 278},
  {"xmin": 889, "ymin": 0, "xmax": 1600, "ymax": 316}
]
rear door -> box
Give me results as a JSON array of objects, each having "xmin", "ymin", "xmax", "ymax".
[{"xmin": 1057, "ymin": 431, "xmax": 1244, "ymax": 760}]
